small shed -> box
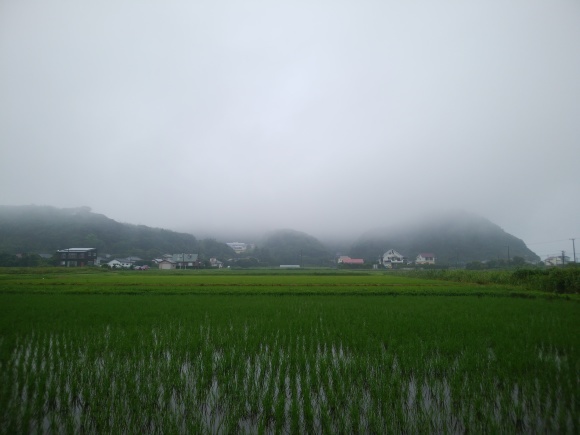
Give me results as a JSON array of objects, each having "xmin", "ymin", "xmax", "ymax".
[{"xmin": 158, "ymin": 260, "xmax": 176, "ymax": 270}]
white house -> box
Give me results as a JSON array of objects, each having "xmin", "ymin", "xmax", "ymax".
[
  {"xmin": 544, "ymin": 255, "xmax": 570, "ymax": 266},
  {"xmin": 226, "ymin": 242, "xmax": 248, "ymax": 254},
  {"xmin": 209, "ymin": 258, "xmax": 223, "ymax": 268},
  {"xmin": 107, "ymin": 259, "xmax": 123, "ymax": 268},
  {"xmin": 416, "ymin": 253, "xmax": 436, "ymax": 265},
  {"xmin": 107, "ymin": 258, "xmax": 135, "ymax": 269},
  {"xmin": 381, "ymin": 249, "xmax": 406, "ymax": 268}
]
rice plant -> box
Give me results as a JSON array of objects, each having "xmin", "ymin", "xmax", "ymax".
[{"xmin": 0, "ymin": 274, "xmax": 578, "ymax": 433}]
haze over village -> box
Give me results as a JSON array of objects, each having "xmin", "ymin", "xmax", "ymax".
[
  {"xmin": 1, "ymin": 0, "xmax": 579, "ymax": 262},
  {"xmin": 0, "ymin": 205, "xmax": 570, "ymax": 269},
  {"xmin": 1, "ymin": 2, "xmax": 579, "ymax": 432}
]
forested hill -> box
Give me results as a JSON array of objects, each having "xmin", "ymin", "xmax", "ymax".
[
  {"xmin": 0, "ymin": 205, "xmax": 234, "ymax": 259},
  {"xmin": 1, "ymin": 205, "xmax": 540, "ymax": 266},
  {"xmin": 254, "ymin": 229, "xmax": 331, "ymax": 267},
  {"xmin": 350, "ymin": 211, "xmax": 540, "ymax": 264}
]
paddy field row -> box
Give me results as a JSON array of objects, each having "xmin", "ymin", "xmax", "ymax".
[{"xmin": 0, "ymin": 270, "xmax": 578, "ymax": 433}]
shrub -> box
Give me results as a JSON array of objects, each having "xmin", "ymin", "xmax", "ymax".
[{"xmin": 396, "ymin": 267, "xmax": 580, "ymax": 294}]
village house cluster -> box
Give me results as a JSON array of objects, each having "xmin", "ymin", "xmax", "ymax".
[
  {"xmin": 338, "ymin": 250, "xmax": 436, "ymax": 268},
  {"xmin": 54, "ymin": 247, "xmax": 566, "ymax": 268},
  {"xmin": 56, "ymin": 246, "xmax": 437, "ymax": 269},
  {"xmin": 56, "ymin": 248, "xmax": 223, "ymax": 270},
  {"xmin": 380, "ymin": 249, "xmax": 436, "ymax": 268}
]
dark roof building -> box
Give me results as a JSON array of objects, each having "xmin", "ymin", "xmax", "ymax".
[{"xmin": 56, "ymin": 248, "xmax": 98, "ymax": 267}]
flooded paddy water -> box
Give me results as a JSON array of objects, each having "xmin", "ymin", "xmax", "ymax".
[{"xmin": 0, "ymin": 291, "xmax": 578, "ymax": 433}]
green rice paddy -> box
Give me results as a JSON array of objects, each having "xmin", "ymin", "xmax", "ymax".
[{"xmin": 1, "ymin": 269, "xmax": 578, "ymax": 433}]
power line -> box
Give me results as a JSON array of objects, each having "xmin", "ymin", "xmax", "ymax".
[
  {"xmin": 529, "ymin": 238, "xmax": 578, "ymax": 263},
  {"xmin": 526, "ymin": 238, "xmax": 579, "ymax": 246}
]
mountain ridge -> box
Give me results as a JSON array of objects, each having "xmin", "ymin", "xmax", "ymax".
[
  {"xmin": 0, "ymin": 205, "xmax": 539, "ymax": 265},
  {"xmin": 0, "ymin": 205, "xmax": 234, "ymax": 259},
  {"xmin": 350, "ymin": 210, "xmax": 539, "ymax": 263}
]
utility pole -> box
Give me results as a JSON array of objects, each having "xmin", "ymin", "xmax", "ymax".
[
  {"xmin": 561, "ymin": 251, "xmax": 566, "ymax": 266},
  {"xmin": 571, "ymin": 238, "xmax": 576, "ymax": 264}
]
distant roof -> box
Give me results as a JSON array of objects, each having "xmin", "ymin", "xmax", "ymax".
[
  {"xmin": 418, "ymin": 253, "xmax": 434, "ymax": 257},
  {"xmin": 384, "ymin": 249, "xmax": 403, "ymax": 256},
  {"xmin": 172, "ymin": 253, "xmax": 198, "ymax": 261},
  {"xmin": 56, "ymin": 248, "xmax": 96, "ymax": 252},
  {"xmin": 159, "ymin": 259, "xmax": 176, "ymax": 264},
  {"xmin": 342, "ymin": 258, "xmax": 364, "ymax": 264}
]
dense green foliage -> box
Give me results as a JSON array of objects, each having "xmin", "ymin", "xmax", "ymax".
[
  {"xmin": 0, "ymin": 270, "xmax": 578, "ymax": 433},
  {"xmin": 394, "ymin": 266, "xmax": 580, "ymax": 294},
  {"xmin": 0, "ymin": 253, "xmax": 53, "ymax": 267},
  {"xmin": 351, "ymin": 210, "xmax": 539, "ymax": 264},
  {"xmin": 0, "ymin": 205, "xmax": 234, "ymax": 260}
]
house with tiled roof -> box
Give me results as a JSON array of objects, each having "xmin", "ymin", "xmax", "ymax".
[
  {"xmin": 337, "ymin": 256, "xmax": 364, "ymax": 265},
  {"xmin": 416, "ymin": 253, "xmax": 436, "ymax": 265}
]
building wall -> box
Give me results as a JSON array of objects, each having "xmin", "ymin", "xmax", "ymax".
[
  {"xmin": 58, "ymin": 248, "xmax": 98, "ymax": 267},
  {"xmin": 416, "ymin": 255, "xmax": 435, "ymax": 265},
  {"xmin": 382, "ymin": 250, "xmax": 405, "ymax": 266}
]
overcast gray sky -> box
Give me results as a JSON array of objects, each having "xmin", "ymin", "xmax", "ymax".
[{"xmin": 1, "ymin": 0, "xmax": 579, "ymax": 259}]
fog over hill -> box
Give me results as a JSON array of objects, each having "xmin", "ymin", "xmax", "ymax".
[
  {"xmin": 0, "ymin": 205, "xmax": 541, "ymax": 265},
  {"xmin": 258, "ymin": 229, "xmax": 331, "ymax": 267},
  {"xmin": 1, "ymin": 0, "xmax": 578, "ymax": 263},
  {"xmin": 350, "ymin": 210, "xmax": 540, "ymax": 264},
  {"xmin": 0, "ymin": 205, "xmax": 234, "ymax": 260}
]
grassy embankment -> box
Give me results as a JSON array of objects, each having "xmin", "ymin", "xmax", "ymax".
[
  {"xmin": 0, "ymin": 269, "xmax": 578, "ymax": 433},
  {"xmin": 394, "ymin": 267, "xmax": 580, "ymax": 294}
]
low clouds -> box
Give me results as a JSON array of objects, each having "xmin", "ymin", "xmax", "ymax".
[{"xmin": 1, "ymin": 0, "xmax": 579, "ymax": 258}]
